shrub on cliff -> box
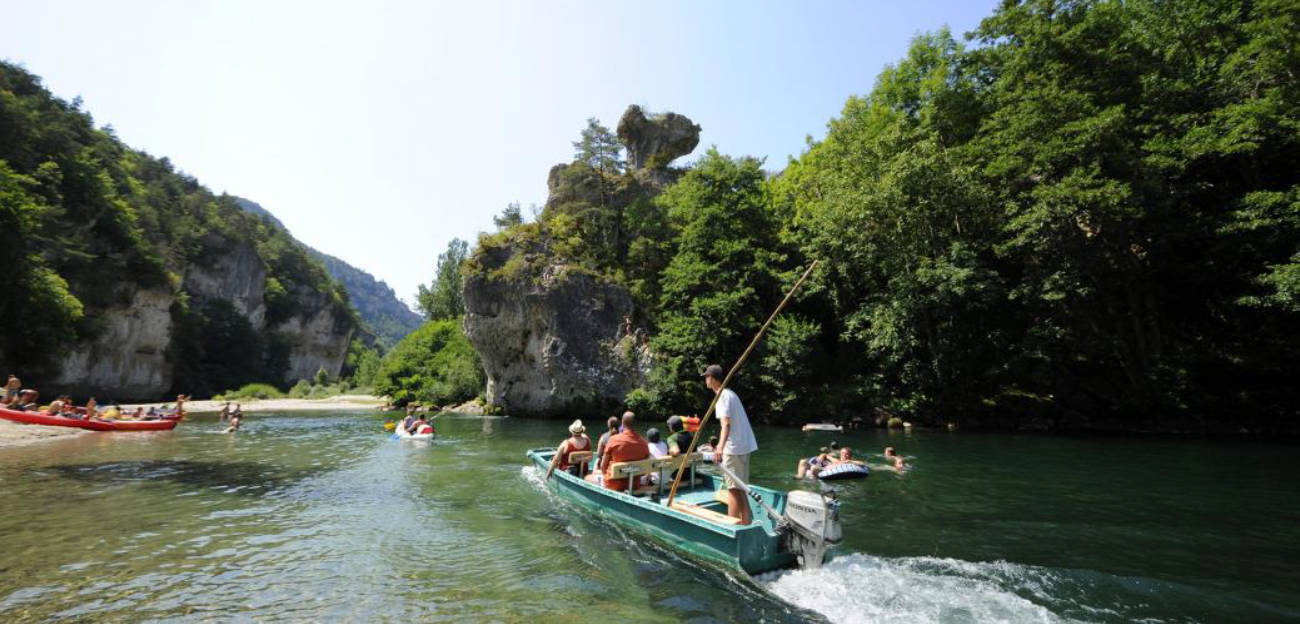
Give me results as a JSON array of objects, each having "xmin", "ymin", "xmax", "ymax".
[{"xmin": 373, "ymin": 320, "xmax": 483, "ymax": 407}]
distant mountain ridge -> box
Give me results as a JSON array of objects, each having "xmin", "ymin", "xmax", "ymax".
[{"xmin": 233, "ymin": 198, "xmax": 423, "ymax": 348}]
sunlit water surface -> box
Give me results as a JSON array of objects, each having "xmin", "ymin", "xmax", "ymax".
[{"xmin": 0, "ymin": 412, "xmax": 1296, "ymax": 623}]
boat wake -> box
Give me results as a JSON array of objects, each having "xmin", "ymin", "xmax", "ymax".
[{"xmin": 759, "ymin": 553, "xmax": 1089, "ymax": 623}]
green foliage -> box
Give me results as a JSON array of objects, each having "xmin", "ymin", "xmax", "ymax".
[
  {"xmin": 0, "ymin": 61, "xmax": 359, "ymax": 390},
  {"xmin": 170, "ymin": 299, "xmax": 276, "ymax": 398},
  {"xmin": 572, "ymin": 117, "xmax": 625, "ymax": 176},
  {"xmin": 774, "ymin": 0, "xmax": 1300, "ymax": 430},
  {"xmin": 373, "ymin": 319, "xmax": 483, "ymax": 407},
  {"xmin": 643, "ymin": 149, "xmax": 799, "ymax": 415},
  {"xmin": 493, "ymin": 202, "xmax": 524, "ymax": 230},
  {"xmin": 416, "ymin": 238, "xmax": 468, "ymax": 320},
  {"xmin": 216, "ymin": 383, "xmax": 285, "ymax": 400}
]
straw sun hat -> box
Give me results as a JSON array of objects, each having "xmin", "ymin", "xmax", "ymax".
[{"xmin": 568, "ymin": 419, "xmax": 585, "ymax": 434}]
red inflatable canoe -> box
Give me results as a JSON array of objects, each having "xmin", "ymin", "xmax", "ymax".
[{"xmin": 0, "ymin": 407, "xmax": 179, "ymax": 431}]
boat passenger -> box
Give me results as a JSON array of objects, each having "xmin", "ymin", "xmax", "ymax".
[
  {"xmin": 46, "ymin": 396, "xmax": 66, "ymax": 416},
  {"xmin": 410, "ymin": 416, "xmax": 431, "ymax": 435},
  {"xmin": 130, "ymin": 407, "xmax": 145, "ymax": 420},
  {"xmin": 84, "ymin": 397, "xmax": 99, "ymax": 420},
  {"xmin": 697, "ymin": 435, "xmax": 719, "ymax": 462},
  {"xmin": 546, "ymin": 419, "xmax": 591, "ymax": 479},
  {"xmin": 3, "ymin": 374, "xmax": 20, "ymax": 404},
  {"xmin": 646, "ymin": 428, "xmax": 668, "ymax": 458},
  {"xmin": 665, "ymin": 416, "xmax": 692, "ymax": 456},
  {"xmin": 596, "ymin": 412, "xmax": 651, "ymax": 492},
  {"xmin": 595, "ymin": 416, "xmax": 619, "ymax": 459},
  {"xmin": 10, "ymin": 389, "xmax": 38, "ymax": 411}
]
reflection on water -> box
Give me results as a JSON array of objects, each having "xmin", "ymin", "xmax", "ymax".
[{"xmin": 0, "ymin": 412, "xmax": 1296, "ymax": 622}]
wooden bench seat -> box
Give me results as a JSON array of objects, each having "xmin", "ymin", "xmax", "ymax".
[
  {"xmin": 609, "ymin": 453, "xmax": 706, "ymax": 496},
  {"xmin": 669, "ymin": 501, "xmax": 742, "ymax": 525}
]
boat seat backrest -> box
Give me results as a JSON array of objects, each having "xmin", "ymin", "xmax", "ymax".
[
  {"xmin": 608, "ymin": 458, "xmax": 657, "ymax": 478},
  {"xmin": 651, "ymin": 452, "xmax": 703, "ymax": 473},
  {"xmin": 567, "ymin": 450, "xmax": 592, "ymax": 476},
  {"xmin": 567, "ymin": 450, "xmax": 593, "ymax": 464}
]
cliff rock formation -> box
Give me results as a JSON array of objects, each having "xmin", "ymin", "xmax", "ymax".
[
  {"xmin": 462, "ymin": 105, "xmax": 698, "ymax": 416},
  {"xmin": 616, "ymin": 104, "xmax": 701, "ymax": 170},
  {"xmin": 235, "ymin": 197, "xmax": 421, "ymax": 348},
  {"xmin": 464, "ymin": 255, "xmax": 644, "ymax": 416}
]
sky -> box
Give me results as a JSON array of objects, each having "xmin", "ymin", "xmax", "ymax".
[{"xmin": 1, "ymin": 0, "xmax": 994, "ymax": 309}]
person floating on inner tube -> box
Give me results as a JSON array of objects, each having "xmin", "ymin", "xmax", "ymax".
[{"xmin": 795, "ymin": 447, "xmax": 832, "ymax": 479}]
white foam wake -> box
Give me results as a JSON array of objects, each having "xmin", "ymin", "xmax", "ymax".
[{"xmin": 760, "ymin": 553, "xmax": 1081, "ymax": 624}]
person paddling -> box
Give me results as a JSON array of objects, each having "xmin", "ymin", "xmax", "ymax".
[{"xmin": 704, "ymin": 364, "xmax": 757, "ymax": 525}]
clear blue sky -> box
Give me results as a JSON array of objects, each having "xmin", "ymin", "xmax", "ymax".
[{"xmin": 1, "ymin": 0, "xmax": 994, "ymax": 308}]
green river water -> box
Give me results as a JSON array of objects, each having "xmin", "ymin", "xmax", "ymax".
[{"xmin": 0, "ymin": 411, "xmax": 1296, "ymax": 623}]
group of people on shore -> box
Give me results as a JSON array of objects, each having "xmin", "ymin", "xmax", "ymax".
[{"xmin": 3, "ymin": 374, "xmax": 184, "ymax": 421}]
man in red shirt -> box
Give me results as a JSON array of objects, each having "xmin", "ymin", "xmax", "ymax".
[{"xmin": 595, "ymin": 412, "xmax": 650, "ymax": 492}]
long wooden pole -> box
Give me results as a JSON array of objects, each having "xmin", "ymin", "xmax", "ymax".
[{"xmin": 665, "ymin": 260, "xmax": 819, "ymax": 506}]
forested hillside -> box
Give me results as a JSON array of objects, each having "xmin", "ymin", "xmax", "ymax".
[
  {"xmin": 234, "ymin": 197, "xmax": 422, "ymax": 348},
  {"xmin": 468, "ymin": 0, "xmax": 1298, "ymax": 433},
  {"xmin": 0, "ymin": 61, "xmax": 359, "ymax": 399}
]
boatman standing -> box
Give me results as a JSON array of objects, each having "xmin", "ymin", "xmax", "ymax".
[{"xmin": 704, "ymin": 364, "xmax": 757, "ymax": 525}]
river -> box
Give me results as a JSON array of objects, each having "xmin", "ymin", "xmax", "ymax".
[{"xmin": 0, "ymin": 412, "xmax": 1295, "ymax": 622}]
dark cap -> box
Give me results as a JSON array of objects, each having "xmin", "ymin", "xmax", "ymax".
[
  {"xmin": 701, "ymin": 364, "xmax": 724, "ymax": 380},
  {"xmin": 667, "ymin": 415, "xmax": 683, "ymax": 431}
]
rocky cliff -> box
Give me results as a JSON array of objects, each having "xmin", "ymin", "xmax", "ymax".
[
  {"xmin": 235, "ymin": 197, "xmax": 421, "ymax": 348},
  {"xmin": 0, "ymin": 61, "xmax": 358, "ymax": 401},
  {"xmin": 464, "ymin": 255, "xmax": 646, "ymax": 416},
  {"xmin": 461, "ymin": 105, "xmax": 696, "ymax": 416}
]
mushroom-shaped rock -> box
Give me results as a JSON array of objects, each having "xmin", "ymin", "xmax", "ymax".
[{"xmin": 616, "ymin": 105, "xmax": 701, "ymax": 171}]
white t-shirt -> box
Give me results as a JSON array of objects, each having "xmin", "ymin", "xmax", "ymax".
[
  {"xmin": 717, "ymin": 388, "xmax": 757, "ymax": 455},
  {"xmin": 648, "ymin": 440, "xmax": 668, "ymax": 458}
]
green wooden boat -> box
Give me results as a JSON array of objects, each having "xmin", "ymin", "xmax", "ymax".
[{"xmin": 526, "ymin": 447, "xmax": 842, "ymax": 575}]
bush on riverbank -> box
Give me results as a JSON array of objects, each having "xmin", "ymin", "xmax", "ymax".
[
  {"xmin": 373, "ymin": 319, "xmax": 483, "ymax": 407},
  {"xmin": 215, "ymin": 383, "xmax": 285, "ymax": 400}
]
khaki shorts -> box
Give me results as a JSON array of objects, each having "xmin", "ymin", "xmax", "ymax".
[{"xmin": 721, "ymin": 452, "xmax": 750, "ymax": 490}]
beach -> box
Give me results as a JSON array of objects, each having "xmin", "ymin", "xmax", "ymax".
[
  {"xmin": 124, "ymin": 394, "xmax": 387, "ymax": 414},
  {"xmin": 0, "ymin": 419, "xmax": 90, "ymax": 448}
]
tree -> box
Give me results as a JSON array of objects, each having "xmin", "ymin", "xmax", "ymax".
[
  {"xmin": 493, "ymin": 202, "xmax": 524, "ymax": 230},
  {"xmin": 572, "ymin": 117, "xmax": 624, "ymax": 176},
  {"xmin": 373, "ymin": 319, "xmax": 483, "ymax": 406},
  {"xmin": 640, "ymin": 149, "xmax": 793, "ymax": 415},
  {"xmin": 417, "ymin": 238, "xmax": 468, "ymax": 320}
]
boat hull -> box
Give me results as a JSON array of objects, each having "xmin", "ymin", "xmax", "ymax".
[
  {"xmin": 527, "ymin": 448, "xmax": 796, "ymax": 574},
  {"xmin": 0, "ymin": 407, "xmax": 179, "ymax": 431}
]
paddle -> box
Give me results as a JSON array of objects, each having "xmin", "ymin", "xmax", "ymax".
[{"xmin": 665, "ymin": 261, "xmax": 819, "ymax": 507}]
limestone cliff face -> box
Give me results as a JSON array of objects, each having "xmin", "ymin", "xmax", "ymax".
[
  {"xmin": 183, "ymin": 240, "xmax": 268, "ymax": 327},
  {"xmin": 462, "ymin": 105, "xmax": 697, "ymax": 416},
  {"xmin": 274, "ymin": 288, "xmax": 353, "ymax": 382},
  {"xmin": 49, "ymin": 236, "xmax": 353, "ymax": 401},
  {"xmin": 464, "ymin": 254, "xmax": 646, "ymax": 417},
  {"xmin": 52, "ymin": 289, "xmax": 176, "ymax": 399}
]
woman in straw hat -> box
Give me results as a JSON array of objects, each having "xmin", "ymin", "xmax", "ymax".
[{"xmin": 545, "ymin": 419, "xmax": 591, "ymax": 479}]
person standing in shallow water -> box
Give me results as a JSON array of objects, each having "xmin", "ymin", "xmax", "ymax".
[{"xmin": 704, "ymin": 364, "xmax": 757, "ymax": 525}]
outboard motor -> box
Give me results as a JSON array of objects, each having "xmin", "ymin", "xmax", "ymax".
[{"xmin": 782, "ymin": 490, "xmax": 842, "ymax": 569}]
